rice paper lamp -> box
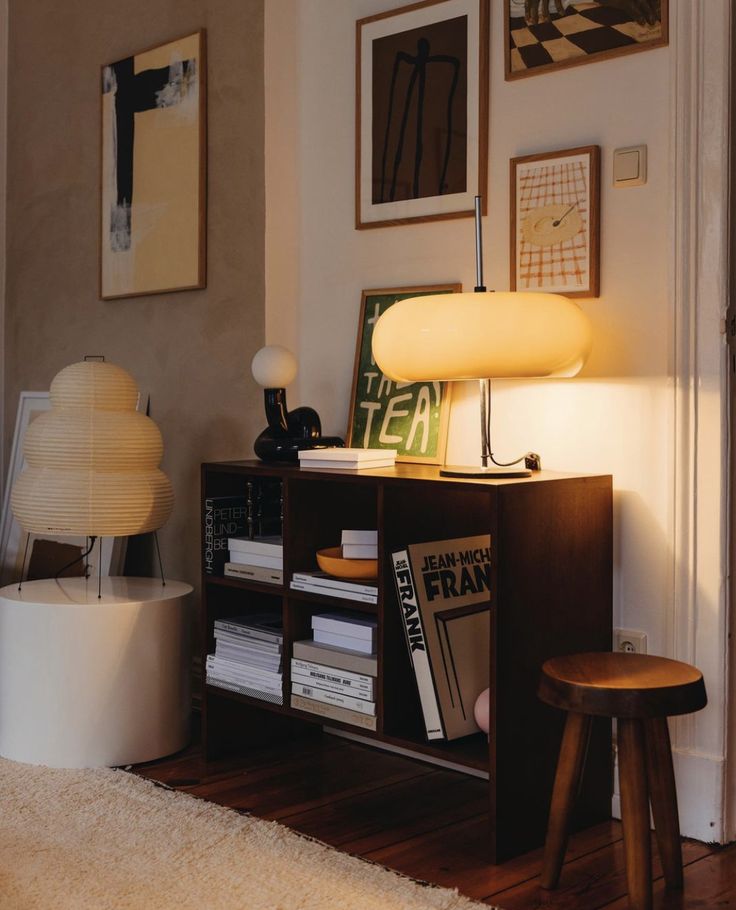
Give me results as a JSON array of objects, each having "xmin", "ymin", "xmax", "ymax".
[
  {"xmin": 11, "ymin": 359, "xmax": 173, "ymax": 542},
  {"xmin": 371, "ymin": 197, "xmax": 592, "ymax": 477},
  {"xmin": 0, "ymin": 361, "xmax": 192, "ymax": 768}
]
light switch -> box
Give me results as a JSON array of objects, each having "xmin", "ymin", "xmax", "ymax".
[{"xmin": 613, "ymin": 145, "xmax": 647, "ymax": 187}]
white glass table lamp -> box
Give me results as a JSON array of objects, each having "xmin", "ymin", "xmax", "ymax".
[{"xmin": 371, "ymin": 198, "xmax": 593, "ymax": 477}]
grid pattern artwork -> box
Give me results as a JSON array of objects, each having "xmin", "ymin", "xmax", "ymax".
[
  {"xmin": 507, "ymin": 1, "xmax": 665, "ymax": 77},
  {"xmin": 516, "ymin": 159, "xmax": 589, "ymax": 293}
]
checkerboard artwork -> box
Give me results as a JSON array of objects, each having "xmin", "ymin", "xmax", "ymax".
[{"xmin": 508, "ymin": 2, "xmax": 664, "ymax": 76}]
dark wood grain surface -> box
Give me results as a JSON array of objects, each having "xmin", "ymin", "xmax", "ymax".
[
  {"xmin": 135, "ymin": 731, "xmax": 727, "ymax": 909},
  {"xmin": 201, "ymin": 461, "xmax": 614, "ymax": 863}
]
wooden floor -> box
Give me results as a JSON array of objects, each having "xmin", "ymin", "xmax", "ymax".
[{"xmin": 135, "ymin": 729, "xmax": 735, "ymax": 909}]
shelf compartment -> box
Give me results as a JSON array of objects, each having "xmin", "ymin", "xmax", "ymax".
[
  {"xmin": 206, "ymin": 574, "xmax": 284, "ymax": 596},
  {"xmin": 286, "ymin": 587, "xmax": 378, "ymax": 613},
  {"xmin": 285, "ymin": 477, "xmax": 377, "ymax": 578}
]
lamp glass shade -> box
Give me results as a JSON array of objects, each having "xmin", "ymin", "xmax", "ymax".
[
  {"xmin": 371, "ymin": 291, "xmax": 592, "ymax": 382},
  {"xmin": 251, "ymin": 345, "xmax": 297, "ymax": 388},
  {"xmin": 11, "ymin": 361, "xmax": 174, "ymax": 537}
]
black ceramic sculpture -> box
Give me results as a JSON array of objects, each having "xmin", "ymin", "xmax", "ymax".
[{"xmin": 251, "ymin": 346, "xmax": 344, "ymax": 463}]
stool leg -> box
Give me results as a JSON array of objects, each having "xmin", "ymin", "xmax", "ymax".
[
  {"xmin": 618, "ymin": 717, "xmax": 652, "ymax": 910},
  {"xmin": 541, "ymin": 711, "xmax": 591, "ymax": 889},
  {"xmin": 645, "ymin": 716, "xmax": 683, "ymax": 889}
]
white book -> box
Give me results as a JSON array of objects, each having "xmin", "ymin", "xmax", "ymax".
[
  {"xmin": 313, "ymin": 628, "xmax": 375, "ymax": 655},
  {"xmin": 289, "ymin": 580, "xmax": 378, "ymax": 605},
  {"xmin": 312, "ymin": 612, "xmax": 377, "ymax": 644},
  {"xmin": 207, "ymin": 676, "xmax": 283, "ymax": 705},
  {"xmin": 206, "ymin": 667, "xmax": 282, "ymax": 694},
  {"xmin": 291, "ymin": 657, "xmax": 375, "ymax": 691},
  {"xmin": 227, "ymin": 551, "xmax": 283, "ymax": 570},
  {"xmin": 227, "ymin": 535, "xmax": 283, "ymax": 556},
  {"xmin": 291, "ymin": 682, "xmax": 376, "ymax": 715},
  {"xmin": 298, "ymin": 461, "xmax": 390, "ymax": 470},
  {"xmin": 341, "ymin": 544, "xmax": 378, "ymax": 559},
  {"xmin": 291, "ymin": 670, "xmax": 373, "ymax": 700},
  {"xmin": 215, "ymin": 629, "xmax": 283, "ymax": 654},
  {"xmin": 223, "ymin": 563, "xmax": 283, "ymax": 585},
  {"xmin": 291, "ymin": 572, "xmax": 377, "ymax": 597},
  {"xmin": 206, "ymin": 655, "xmax": 282, "ymax": 684},
  {"xmin": 213, "ymin": 646, "xmax": 282, "ymax": 670},
  {"xmin": 298, "ymin": 447, "xmax": 397, "ymax": 463},
  {"xmin": 291, "ymin": 694, "xmax": 377, "ymax": 731},
  {"xmin": 341, "ymin": 530, "xmax": 378, "ymax": 545},
  {"xmin": 391, "ymin": 548, "xmax": 443, "ymax": 741}
]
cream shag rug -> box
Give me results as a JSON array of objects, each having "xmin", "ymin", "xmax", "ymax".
[{"xmin": 0, "ymin": 758, "xmax": 498, "ymax": 910}]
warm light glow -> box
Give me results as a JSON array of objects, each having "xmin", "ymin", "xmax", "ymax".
[
  {"xmin": 372, "ymin": 291, "xmax": 592, "ymax": 381},
  {"xmin": 11, "ymin": 361, "xmax": 174, "ymax": 537},
  {"xmin": 251, "ymin": 345, "xmax": 298, "ymax": 388}
]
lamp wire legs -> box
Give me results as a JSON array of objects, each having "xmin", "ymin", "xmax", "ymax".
[
  {"xmin": 18, "ymin": 532, "xmax": 31, "ymax": 591},
  {"xmin": 154, "ymin": 531, "xmax": 166, "ymax": 587},
  {"xmin": 97, "ymin": 537, "xmax": 102, "ymax": 600}
]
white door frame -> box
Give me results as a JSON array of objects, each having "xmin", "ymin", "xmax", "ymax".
[{"xmin": 671, "ymin": 0, "xmax": 732, "ymax": 843}]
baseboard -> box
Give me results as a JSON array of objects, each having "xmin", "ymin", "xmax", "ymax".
[{"xmin": 612, "ymin": 745, "xmax": 725, "ymax": 843}]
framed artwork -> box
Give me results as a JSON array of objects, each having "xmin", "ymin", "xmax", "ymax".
[
  {"xmin": 356, "ymin": 0, "xmax": 489, "ymax": 229},
  {"xmin": 0, "ymin": 391, "xmax": 135, "ymax": 586},
  {"xmin": 505, "ymin": 0, "xmax": 668, "ymax": 80},
  {"xmin": 100, "ymin": 30, "xmax": 206, "ymax": 299},
  {"xmin": 347, "ymin": 285, "xmax": 459, "ymax": 464},
  {"xmin": 510, "ymin": 145, "xmax": 600, "ymax": 298}
]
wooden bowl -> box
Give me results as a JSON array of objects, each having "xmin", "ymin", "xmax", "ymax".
[{"xmin": 316, "ymin": 547, "xmax": 378, "ymax": 580}]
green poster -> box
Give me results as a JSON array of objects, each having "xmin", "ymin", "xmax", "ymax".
[{"xmin": 347, "ymin": 286, "xmax": 457, "ymax": 463}]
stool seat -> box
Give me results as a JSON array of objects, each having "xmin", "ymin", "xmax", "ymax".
[
  {"xmin": 539, "ymin": 652, "xmax": 706, "ymax": 718},
  {"xmin": 538, "ymin": 651, "xmax": 707, "ymax": 910}
]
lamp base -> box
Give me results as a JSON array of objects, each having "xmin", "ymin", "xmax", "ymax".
[{"xmin": 439, "ymin": 464, "xmax": 532, "ymax": 478}]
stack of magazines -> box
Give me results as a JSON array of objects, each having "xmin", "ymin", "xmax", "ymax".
[{"xmin": 206, "ymin": 613, "xmax": 283, "ymax": 705}]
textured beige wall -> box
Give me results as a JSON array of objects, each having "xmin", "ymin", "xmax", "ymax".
[{"xmin": 5, "ymin": 1, "xmax": 265, "ymax": 591}]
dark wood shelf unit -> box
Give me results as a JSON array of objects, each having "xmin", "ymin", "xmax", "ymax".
[{"xmin": 201, "ymin": 459, "xmax": 613, "ymax": 862}]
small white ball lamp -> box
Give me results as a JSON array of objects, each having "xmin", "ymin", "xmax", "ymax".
[
  {"xmin": 0, "ymin": 359, "xmax": 192, "ymax": 768},
  {"xmin": 251, "ymin": 344, "xmax": 297, "ymax": 388},
  {"xmin": 251, "ymin": 345, "xmax": 344, "ymax": 461}
]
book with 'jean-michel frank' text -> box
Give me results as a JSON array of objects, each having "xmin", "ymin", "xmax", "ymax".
[{"xmin": 391, "ymin": 535, "xmax": 491, "ymax": 742}]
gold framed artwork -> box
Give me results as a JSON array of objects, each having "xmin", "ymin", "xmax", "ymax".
[
  {"xmin": 510, "ymin": 145, "xmax": 600, "ymax": 298},
  {"xmin": 347, "ymin": 285, "xmax": 459, "ymax": 464},
  {"xmin": 356, "ymin": 0, "xmax": 489, "ymax": 229},
  {"xmin": 100, "ymin": 30, "xmax": 207, "ymax": 299},
  {"xmin": 505, "ymin": 0, "xmax": 668, "ymax": 80}
]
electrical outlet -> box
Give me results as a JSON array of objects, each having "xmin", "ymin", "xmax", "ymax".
[{"xmin": 614, "ymin": 629, "xmax": 647, "ymax": 654}]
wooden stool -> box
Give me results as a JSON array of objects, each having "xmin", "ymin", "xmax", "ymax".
[{"xmin": 538, "ymin": 653, "xmax": 707, "ymax": 910}]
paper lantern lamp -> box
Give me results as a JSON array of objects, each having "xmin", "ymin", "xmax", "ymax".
[{"xmin": 11, "ymin": 361, "xmax": 174, "ymax": 537}]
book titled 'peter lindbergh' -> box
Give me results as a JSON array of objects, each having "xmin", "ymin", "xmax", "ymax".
[{"xmin": 391, "ymin": 535, "xmax": 491, "ymax": 742}]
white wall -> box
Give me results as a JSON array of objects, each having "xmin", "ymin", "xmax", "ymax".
[{"xmin": 265, "ymin": 0, "xmax": 730, "ymax": 840}]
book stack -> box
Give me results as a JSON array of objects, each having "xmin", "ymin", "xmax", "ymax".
[
  {"xmin": 341, "ymin": 529, "xmax": 377, "ymax": 559},
  {"xmin": 290, "ymin": 613, "xmax": 378, "ymax": 730},
  {"xmin": 290, "ymin": 571, "xmax": 377, "ymax": 604},
  {"xmin": 225, "ymin": 535, "xmax": 283, "ymax": 585},
  {"xmin": 206, "ymin": 613, "xmax": 284, "ymax": 705},
  {"xmin": 298, "ymin": 448, "xmax": 397, "ymax": 471},
  {"xmin": 203, "ymin": 479, "xmax": 282, "ymax": 576}
]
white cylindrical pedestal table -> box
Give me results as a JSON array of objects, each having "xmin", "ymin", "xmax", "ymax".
[{"xmin": 0, "ymin": 576, "xmax": 192, "ymax": 768}]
